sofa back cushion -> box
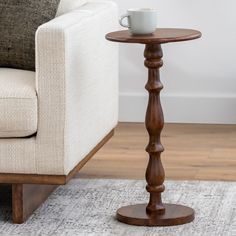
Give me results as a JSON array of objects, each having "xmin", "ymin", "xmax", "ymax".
[
  {"xmin": 0, "ymin": 0, "xmax": 61, "ymax": 71},
  {"xmin": 56, "ymin": 0, "xmax": 87, "ymax": 16}
]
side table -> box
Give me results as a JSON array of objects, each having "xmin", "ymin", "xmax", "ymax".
[{"xmin": 106, "ymin": 28, "xmax": 201, "ymax": 227}]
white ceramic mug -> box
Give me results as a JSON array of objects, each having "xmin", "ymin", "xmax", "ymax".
[{"xmin": 119, "ymin": 8, "xmax": 157, "ymax": 35}]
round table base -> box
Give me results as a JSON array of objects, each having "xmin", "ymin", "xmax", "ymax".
[{"xmin": 117, "ymin": 203, "xmax": 194, "ymax": 227}]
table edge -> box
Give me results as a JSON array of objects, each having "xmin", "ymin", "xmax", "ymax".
[{"xmin": 105, "ymin": 29, "xmax": 202, "ymax": 44}]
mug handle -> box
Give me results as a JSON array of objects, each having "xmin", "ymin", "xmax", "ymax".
[{"xmin": 119, "ymin": 14, "xmax": 130, "ymax": 28}]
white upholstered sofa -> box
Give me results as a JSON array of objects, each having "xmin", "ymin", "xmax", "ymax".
[{"xmin": 0, "ymin": 0, "xmax": 118, "ymax": 223}]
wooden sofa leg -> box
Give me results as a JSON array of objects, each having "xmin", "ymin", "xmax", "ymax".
[{"xmin": 12, "ymin": 184, "xmax": 58, "ymax": 224}]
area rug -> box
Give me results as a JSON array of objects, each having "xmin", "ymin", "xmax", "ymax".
[{"xmin": 0, "ymin": 179, "xmax": 235, "ymax": 236}]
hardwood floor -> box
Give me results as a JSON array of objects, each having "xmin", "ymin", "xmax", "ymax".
[{"xmin": 77, "ymin": 123, "xmax": 236, "ymax": 181}]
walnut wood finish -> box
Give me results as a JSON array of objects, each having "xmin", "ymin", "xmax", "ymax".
[
  {"xmin": 117, "ymin": 204, "xmax": 194, "ymax": 227},
  {"xmin": 12, "ymin": 184, "xmax": 57, "ymax": 224},
  {"xmin": 144, "ymin": 44, "xmax": 165, "ymax": 214},
  {"xmin": 106, "ymin": 28, "xmax": 201, "ymax": 44},
  {"xmin": 106, "ymin": 29, "xmax": 201, "ymax": 226}
]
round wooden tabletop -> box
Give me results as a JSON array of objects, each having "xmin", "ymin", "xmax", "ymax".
[{"xmin": 106, "ymin": 28, "xmax": 201, "ymax": 44}]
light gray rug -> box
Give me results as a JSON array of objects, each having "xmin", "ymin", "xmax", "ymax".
[{"xmin": 0, "ymin": 179, "xmax": 235, "ymax": 236}]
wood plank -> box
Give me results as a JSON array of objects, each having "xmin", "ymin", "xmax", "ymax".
[
  {"xmin": 12, "ymin": 184, "xmax": 57, "ymax": 224},
  {"xmin": 77, "ymin": 123, "xmax": 236, "ymax": 181}
]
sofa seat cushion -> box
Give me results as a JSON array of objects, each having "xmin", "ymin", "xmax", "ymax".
[{"xmin": 0, "ymin": 68, "xmax": 37, "ymax": 137}]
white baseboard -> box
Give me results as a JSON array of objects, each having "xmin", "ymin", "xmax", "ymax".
[{"xmin": 119, "ymin": 93, "xmax": 236, "ymax": 124}]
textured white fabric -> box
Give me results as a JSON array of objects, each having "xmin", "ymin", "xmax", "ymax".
[
  {"xmin": 0, "ymin": 68, "xmax": 37, "ymax": 137},
  {"xmin": 35, "ymin": 1, "xmax": 119, "ymax": 175},
  {"xmin": 56, "ymin": 0, "xmax": 87, "ymax": 16},
  {"xmin": 0, "ymin": 137, "xmax": 36, "ymax": 174},
  {"xmin": 0, "ymin": 1, "xmax": 118, "ymax": 174}
]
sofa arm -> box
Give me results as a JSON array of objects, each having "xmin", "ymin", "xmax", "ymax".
[{"xmin": 35, "ymin": 1, "xmax": 119, "ymax": 175}]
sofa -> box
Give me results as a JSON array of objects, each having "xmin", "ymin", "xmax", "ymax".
[{"xmin": 0, "ymin": 0, "xmax": 118, "ymax": 223}]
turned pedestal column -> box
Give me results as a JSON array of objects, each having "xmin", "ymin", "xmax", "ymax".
[
  {"xmin": 106, "ymin": 28, "xmax": 201, "ymax": 226},
  {"xmin": 144, "ymin": 44, "xmax": 165, "ymax": 215}
]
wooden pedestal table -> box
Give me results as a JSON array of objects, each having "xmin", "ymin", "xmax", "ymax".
[{"xmin": 106, "ymin": 29, "xmax": 201, "ymax": 227}]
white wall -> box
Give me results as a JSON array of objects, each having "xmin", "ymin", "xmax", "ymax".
[{"xmin": 112, "ymin": 0, "xmax": 236, "ymax": 124}]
